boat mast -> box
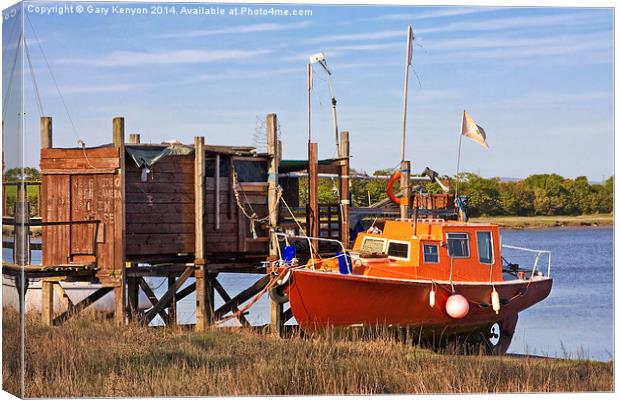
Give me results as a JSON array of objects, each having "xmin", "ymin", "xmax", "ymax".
[{"xmin": 400, "ymin": 25, "xmax": 413, "ymax": 162}]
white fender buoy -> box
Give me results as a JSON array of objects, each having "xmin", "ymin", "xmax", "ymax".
[
  {"xmin": 429, "ymin": 288, "xmax": 436, "ymax": 308},
  {"xmin": 445, "ymin": 294, "xmax": 469, "ymax": 319},
  {"xmin": 491, "ymin": 288, "xmax": 501, "ymax": 315}
]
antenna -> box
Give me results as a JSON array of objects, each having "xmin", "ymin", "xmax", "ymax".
[{"xmin": 309, "ymin": 52, "xmax": 339, "ymax": 154}]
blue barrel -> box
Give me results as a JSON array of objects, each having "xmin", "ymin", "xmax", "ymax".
[
  {"xmin": 283, "ymin": 245, "xmax": 296, "ymax": 264},
  {"xmin": 336, "ymin": 251, "xmax": 351, "ymax": 274}
]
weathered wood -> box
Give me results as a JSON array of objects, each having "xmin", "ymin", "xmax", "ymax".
[
  {"xmin": 143, "ymin": 265, "xmax": 194, "ymax": 324},
  {"xmin": 168, "ymin": 276, "xmax": 177, "ymax": 326},
  {"xmin": 126, "ymin": 241, "xmax": 194, "ymax": 256},
  {"xmin": 137, "ymin": 277, "xmax": 170, "ymax": 324},
  {"xmin": 129, "ymin": 133, "xmax": 141, "ymax": 144},
  {"xmin": 270, "ymin": 298, "xmax": 283, "ymax": 337},
  {"xmin": 400, "ymin": 160, "xmax": 411, "ymax": 219},
  {"xmin": 127, "ymin": 276, "xmax": 139, "ymax": 320},
  {"xmin": 40, "ymin": 157, "xmax": 120, "ymax": 170},
  {"xmin": 339, "ymin": 131, "xmax": 350, "ymax": 247},
  {"xmin": 53, "ymin": 282, "xmax": 74, "ymax": 310},
  {"xmin": 126, "ymin": 223, "xmax": 194, "ymax": 234},
  {"xmin": 41, "ymin": 168, "xmax": 118, "ymax": 175},
  {"xmin": 53, "ymin": 287, "xmax": 114, "ymax": 325},
  {"xmin": 215, "ymin": 154, "xmax": 221, "ymax": 230},
  {"xmin": 214, "ymin": 274, "xmax": 270, "ymax": 319},
  {"xmin": 40, "ymin": 146, "xmax": 118, "ymax": 159},
  {"xmin": 308, "ymin": 142, "xmax": 319, "ymax": 249},
  {"xmin": 40, "ymin": 116, "xmax": 52, "ymax": 149},
  {"xmin": 194, "ymin": 136, "xmax": 208, "ymax": 331},
  {"xmin": 266, "ymin": 113, "xmax": 279, "ymax": 258},
  {"xmin": 125, "ymin": 182, "xmax": 194, "ymax": 194},
  {"xmin": 125, "ymin": 192, "xmax": 194, "ymax": 204},
  {"xmin": 41, "ymin": 280, "xmax": 53, "ymax": 326},
  {"xmin": 113, "ymin": 117, "xmax": 126, "ymax": 326},
  {"xmin": 212, "ymin": 278, "xmax": 250, "ymax": 327},
  {"xmin": 194, "ymin": 136, "xmax": 205, "ymax": 260}
]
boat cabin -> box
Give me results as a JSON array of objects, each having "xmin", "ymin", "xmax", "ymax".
[{"xmin": 350, "ymin": 219, "xmax": 503, "ymax": 282}]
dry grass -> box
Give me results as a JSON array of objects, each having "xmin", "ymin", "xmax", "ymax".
[{"xmin": 2, "ymin": 310, "xmax": 613, "ymax": 397}]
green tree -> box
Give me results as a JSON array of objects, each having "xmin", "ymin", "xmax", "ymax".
[{"xmin": 3, "ymin": 167, "xmax": 40, "ymax": 182}]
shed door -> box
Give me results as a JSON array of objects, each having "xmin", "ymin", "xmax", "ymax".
[{"xmin": 70, "ymin": 175, "xmax": 97, "ymax": 256}]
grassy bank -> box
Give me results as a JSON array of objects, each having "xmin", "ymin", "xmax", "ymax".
[
  {"xmin": 2, "ymin": 312, "xmax": 612, "ymax": 397},
  {"xmin": 470, "ymin": 214, "xmax": 613, "ymax": 229}
]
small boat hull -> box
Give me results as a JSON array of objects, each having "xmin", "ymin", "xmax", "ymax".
[{"xmin": 287, "ymin": 269, "xmax": 552, "ymax": 345}]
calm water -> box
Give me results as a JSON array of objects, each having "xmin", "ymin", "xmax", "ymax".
[{"xmin": 3, "ymin": 227, "xmax": 613, "ymax": 361}]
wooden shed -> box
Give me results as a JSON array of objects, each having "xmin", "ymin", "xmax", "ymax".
[{"xmin": 39, "ymin": 117, "xmax": 275, "ymax": 285}]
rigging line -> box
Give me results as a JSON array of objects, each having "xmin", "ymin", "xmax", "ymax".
[
  {"xmin": 2, "ymin": 30, "xmax": 22, "ymax": 121},
  {"xmin": 24, "ymin": 36, "xmax": 44, "ymax": 116},
  {"xmin": 25, "ymin": 12, "xmax": 80, "ymax": 142}
]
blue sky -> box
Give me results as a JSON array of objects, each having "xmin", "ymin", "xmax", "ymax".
[{"xmin": 2, "ymin": 2, "xmax": 614, "ymax": 180}]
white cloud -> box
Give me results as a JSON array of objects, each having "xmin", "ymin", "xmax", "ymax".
[
  {"xmin": 304, "ymin": 30, "xmax": 404, "ymax": 44},
  {"xmin": 57, "ymin": 48, "xmax": 271, "ymax": 67},
  {"xmin": 377, "ymin": 6, "xmax": 500, "ymax": 21},
  {"xmin": 156, "ymin": 21, "xmax": 310, "ymax": 39}
]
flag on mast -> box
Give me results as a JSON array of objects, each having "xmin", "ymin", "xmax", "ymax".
[{"xmin": 461, "ymin": 110, "xmax": 489, "ymax": 149}]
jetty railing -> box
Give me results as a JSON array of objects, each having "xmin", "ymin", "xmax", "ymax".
[{"xmin": 501, "ymin": 244, "xmax": 551, "ymax": 278}]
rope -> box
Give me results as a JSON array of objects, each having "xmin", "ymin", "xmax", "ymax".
[
  {"xmin": 230, "ymin": 165, "xmax": 272, "ymax": 239},
  {"xmin": 23, "ymin": 36, "xmax": 44, "ymax": 116}
]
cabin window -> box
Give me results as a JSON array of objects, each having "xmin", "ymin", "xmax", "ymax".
[
  {"xmin": 447, "ymin": 233, "xmax": 470, "ymax": 258},
  {"xmin": 361, "ymin": 238, "xmax": 386, "ymax": 254},
  {"xmin": 477, "ymin": 231, "xmax": 494, "ymax": 264},
  {"xmin": 423, "ymin": 244, "xmax": 439, "ymax": 263},
  {"xmin": 387, "ymin": 241, "xmax": 409, "ymax": 260},
  {"xmin": 233, "ymin": 159, "xmax": 268, "ymax": 182},
  {"xmin": 205, "ymin": 157, "xmax": 230, "ymax": 177}
]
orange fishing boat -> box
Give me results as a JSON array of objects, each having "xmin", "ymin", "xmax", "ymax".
[{"xmin": 271, "ymin": 216, "xmax": 552, "ymax": 354}]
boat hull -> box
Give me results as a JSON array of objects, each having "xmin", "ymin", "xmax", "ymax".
[{"xmin": 287, "ymin": 269, "xmax": 552, "ymax": 335}]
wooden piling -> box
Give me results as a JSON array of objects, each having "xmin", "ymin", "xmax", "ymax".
[
  {"xmin": 266, "ymin": 113, "xmax": 279, "ymax": 257},
  {"xmin": 40, "ymin": 116, "xmax": 52, "ymax": 149},
  {"xmin": 267, "ymin": 113, "xmax": 284, "ymax": 336},
  {"xmin": 113, "ymin": 117, "xmax": 126, "ymax": 326},
  {"xmin": 400, "ymin": 160, "xmax": 411, "ymax": 220},
  {"xmin": 127, "ymin": 275, "xmax": 139, "ymax": 321},
  {"xmin": 339, "ymin": 131, "xmax": 350, "ymax": 247},
  {"xmin": 168, "ymin": 276, "xmax": 177, "ymax": 326},
  {"xmin": 128, "ymin": 133, "xmax": 141, "ymax": 144},
  {"xmin": 194, "ymin": 136, "xmax": 209, "ymax": 331},
  {"xmin": 308, "ymin": 142, "xmax": 319, "ymax": 250},
  {"xmin": 41, "ymin": 280, "xmax": 53, "ymax": 326}
]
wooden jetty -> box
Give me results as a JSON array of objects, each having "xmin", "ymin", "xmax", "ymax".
[{"xmin": 2, "ymin": 113, "xmax": 351, "ymax": 334}]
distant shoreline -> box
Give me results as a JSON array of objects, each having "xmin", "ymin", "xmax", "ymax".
[{"xmin": 470, "ymin": 214, "xmax": 613, "ymax": 229}]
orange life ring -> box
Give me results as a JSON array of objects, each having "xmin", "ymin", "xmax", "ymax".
[{"xmin": 386, "ymin": 171, "xmax": 403, "ymax": 205}]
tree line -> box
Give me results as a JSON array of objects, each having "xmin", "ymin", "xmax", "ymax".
[
  {"xmin": 299, "ymin": 171, "xmax": 613, "ymax": 217},
  {"xmin": 4, "ymin": 167, "xmax": 613, "ymax": 218}
]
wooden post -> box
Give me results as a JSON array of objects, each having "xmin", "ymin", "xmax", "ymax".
[
  {"xmin": 400, "ymin": 160, "xmax": 411, "ymax": 220},
  {"xmin": 215, "ymin": 154, "xmax": 220, "ymax": 230},
  {"xmin": 41, "ymin": 280, "xmax": 53, "ymax": 326},
  {"xmin": 113, "ymin": 117, "xmax": 126, "ymax": 326},
  {"xmin": 168, "ymin": 276, "xmax": 177, "ymax": 326},
  {"xmin": 128, "ymin": 133, "xmax": 141, "ymax": 144},
  {"xmin": 40, "ymin": 116, "xmax": 52, "ymax": 149},
  {"xmin": 266, "ymin": 113, "xmax": 279, "ymax": 257},
  {"xmin": 194, "ymin": 136, "xmax": 208, "ymax": 331},
  {"xmin": 127, "ymin": 275, "xmax": 139, "ymax": 321},
  {"xmin": 339, "ymin": 131, "xmax": 350, "ymax": 247},
  {"xmin": 308, "ymin": 142, "xmax": 319, "ymax": 251}
]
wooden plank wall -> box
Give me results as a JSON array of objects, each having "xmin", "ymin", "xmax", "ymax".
[
  {"xmin": 204, "ymin": 156, "xmax": 270, "ymax": 256},
  {"xmin": 125, "ymin": 153, "xmax": 195, "ymax": 258},
  {"xmin": 40, "ymin": 146, "xmax": 120, "ymax": 278}
]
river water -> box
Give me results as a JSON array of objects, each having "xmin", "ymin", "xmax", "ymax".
[{"xmin": 3, "ymin": 227, "xmax": 613, "ymax": 361}]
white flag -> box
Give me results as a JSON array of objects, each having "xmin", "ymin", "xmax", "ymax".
[{"xmin": 461, "ymin": 111, "xmax": 489, "ymax": 149}]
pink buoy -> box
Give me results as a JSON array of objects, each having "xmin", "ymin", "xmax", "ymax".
[{"xmin": 445, "ymin": 294, "xmax": 469, "ymax": 319}]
